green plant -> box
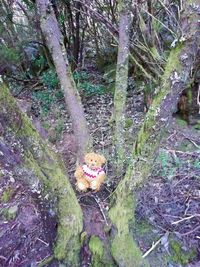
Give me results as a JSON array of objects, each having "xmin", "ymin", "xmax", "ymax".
[
  {"xmin": 193, "ymin": 159, "xmax": 200, "ymax": 169},
  {"xmin": 32, "ymin": 88, "xmax": 63, "ymax": 115},
  {"xmin": 158, "ymin": 150, "xmax": 171, "ymax": 177},
  {"xmin": 1, "ymin": 188, "xmax": 13, "ymax": 203},
  {"xmin": 176, "ymin": 118, "xmax": 188, "ymax": 126},
  {"xmin": 170, "ymin": 240, "xmax": 196, "ymax": 265},
  {"xmin": 73, "ymin": 70, "xmax": 107, "ymax": 95},
  {"xmin": 80, "ymin": 83, "xmax": 106, "ymax": 95},
  {"xmin": 41, "ymin": 69, "xmax": 59, "ymax": 89},
  {"xmin": 55, "ymin": 121, "xmax": 65, "ymax": 135},
  {"xmin": 73, "ymin": 70, "xmax": 89, "ymax": 83},
  {"xmin": 34, "ymin": 55, "xmax": 46, "ymax": 68},
  {"xmin": 0, "ymin": 45, "xmax": 20, "ymax": 65},
  {"xmin": 194, "ymin": 121, "xmax": 200, "ymax": 130}
]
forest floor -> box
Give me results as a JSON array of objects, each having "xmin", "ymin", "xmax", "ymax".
[{"xmin": 1, "ymin": 73, "xmax": 200, "ymax": 266}]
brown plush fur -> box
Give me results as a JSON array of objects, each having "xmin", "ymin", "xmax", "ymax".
[{"xmin": 75, "ymin": 152, "xmax": 106, "ymax": 192}]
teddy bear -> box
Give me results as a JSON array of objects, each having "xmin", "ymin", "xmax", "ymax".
[{"xmin": 75, "ymin": 152, "xmax": 106, "ymax": 192}]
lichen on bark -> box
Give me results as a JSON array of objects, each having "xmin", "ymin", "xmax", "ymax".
[{"xmin": 113, "ymin": 0, "xmax": 132, "ymax": 173}]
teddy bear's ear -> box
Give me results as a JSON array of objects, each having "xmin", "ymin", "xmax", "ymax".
[
  {"xmin": 84, "ymin": 153, "xmax": 93, "ymax": 162},
  {"xmin": 99, "ymin": 155, "xmax": 106, "ymax": 164}
]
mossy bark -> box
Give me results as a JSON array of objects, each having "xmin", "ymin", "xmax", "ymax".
[
  {"xmin": 36, "ymin": 0, "xmax": 92, "ymax": 163},
  {"xmin": 109, "ymin": 2, "xmax": 200, "ymax": 266},
  {"xmin": 113, "ymin": 0, "xmax": 132, "ymax": 173},
  {"xmin": 0, "ymin": 83, "xmax": 83, "ymax": 266}
]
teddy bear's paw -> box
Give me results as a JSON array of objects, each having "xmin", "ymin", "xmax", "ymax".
[
  {"xmin": 76, "ymin": 182, "xmax": 88, "ymax": 192},
  {"xmin": 90, "ymin": 180, "xmax": 98, "ymax": 190}
]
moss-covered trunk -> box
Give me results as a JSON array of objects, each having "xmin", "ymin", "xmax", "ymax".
[
  {"xmin": 36, "ymin": 0, "xmax": 92, "ymax": 163},
  {"xmin": 113, "ymin": 0, "xmax": 132, "ymax": 173},
  {"xmin": 0, "ymin": 83, "xmax": 83, "ymax": 266},
  {"xmin": 109, "ymin": 2, "xmax": 200, "ymax": 266}
]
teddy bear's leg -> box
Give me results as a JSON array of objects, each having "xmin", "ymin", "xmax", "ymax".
[
  {"xmin": 76, "ymin": 178, "xmax": 90, "ymax": 191},
  {"xmin": 90, "ymin": 174, "xmax": 105, "ymax": 191},
  {"xmin": 90, "ymin": 180, "xmax": 98, "ymax": 191}
]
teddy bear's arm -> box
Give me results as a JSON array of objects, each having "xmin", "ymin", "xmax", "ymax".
[
  {"xmin": 74, "ymin": 166, "xmax": 84, "ymax": 180},
  {"xmin": 75, "ymin": 166, "xmax": 90, "ymax": 191},
  {"xmin": 90, "ymin": 172, "xmax": 106, "ymax": 191},
  {"xmin": 97, "ymin": 173, "xmax": 106, "ymax": 184}
]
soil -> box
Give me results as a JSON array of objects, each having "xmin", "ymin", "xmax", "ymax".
[{"xmin": 0, "ymin": 176, "xmax": 57, "ymax": 267}]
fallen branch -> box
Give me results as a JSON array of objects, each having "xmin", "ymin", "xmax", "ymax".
[
  {"xmin": 142, "ymin": 237, "xmax": 162, "ymax": 258},
  {"xmin": 178, "ymin": 225, "xmax": 200, "ymax": 236},
  {"xmin": 36, "ymin": 237, "xmax": 49, "ymax": 246},
  {"xmin": 184, "ymin": 137, "xmax": 200, "ymax": 149},
  {"xmin": 167, "ymin": 149, "xmax": 200, "ymax": 156},
  {"xmin": 92, "ymin": 194, "xmax": 109, "ymax": 226},
  {"xmin": 172, "ymin": 214, "xmax": 200, "ymax": 225}
]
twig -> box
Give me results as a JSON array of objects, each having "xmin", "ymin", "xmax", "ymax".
[
  {"xmin": 167, "ymin": 130, "xmax": 177, "ymax": 141},
  {"xmin": 133, "ymin": 2, "xmax": 177, "ymax": 37},
  {"xmin": 184, "ymin": 198, "xmax": 192, "ymax": 216},
  {"xmin": 167, "ymin": 149, "xmax": 200, "ymax": 156},
  {"xmin": 77, "ymin": 191, "xmax": 93, "ymax": 200},
  {"xmin": 184, "ymin": 137, "xmax": 200, "ymax": 149},
  {"xmin": 92, "ymin": 194, "xmax": 109, "ymax": 226},
  {"xmin": 180, "ymin": 133, "xmax": 200, "ymax": 149},
  {"xmin": 178, "ymin": 225, "xmax": 200, "ymax": 236},
  {"xmin": 172, "ymin": 214, "xmax": 200, "ymax": 225},
  {"xmin": 37, "ymin": 255, "xmax": 54, "ymax": 267},
  {"xmin": 157, "ymin": 0, "xmax": 182, "ymax": 34},
  {"xmin": 142, "ymin": 237, "xmax": 162, "ymax": 258},
  {"xmin": 36, "ymin": 237, "xmax": 49, "ymax": 246},
  {"xmin": 197, "ymin": 84, "xmax": 200, "ymax": 114},
  {"xmin": 0, "ymin": 255, "xmax": 7, "ymax": 261}
]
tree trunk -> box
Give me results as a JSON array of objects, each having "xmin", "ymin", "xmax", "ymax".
[
  {"xmin": 36, "ymin": 0, "xmax": 92, "ymax": 163},
  {"xmin": 109, "ymin": 2, "xmax": 200, "ymax": 266},
  {"xmin": 71, "ymin": 1, "xmax": 81, "ymax": 71},
  {"xmin": 113, "ymin": 0, "xmax": 132, "ymax": 173},
  {"xmin": 0, "ymin": 82, "xmax": 83, "ymax": 265}
]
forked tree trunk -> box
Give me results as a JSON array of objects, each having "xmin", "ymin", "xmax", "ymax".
[
  {"xmin": 36, "ymin": 0, "xmax": 92, "ymax": 163},
  {"xmin": 0, "ymin": 83, "xmax": 83, "ymax": 265},
  {"xmin": 113, "ymin": 0, "xmax": 132, "ymax": 173},
  {"xmin": 109, "ymin": 2, "xmax": 200, "ymax": 266}
]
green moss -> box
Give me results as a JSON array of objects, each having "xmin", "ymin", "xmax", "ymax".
[
  {"xmin": 125, "ymin": 118, "xmax": 133, "ymax": 129},
  {"xmin": 108, "ymin": 43, "xmax": 185, "ymax": 266},
  {"xmin": 194, "ymin": 121, "xmax": 200, "ymax": 130},
  {"xmin": 89, "ymin": 236, "xmax": 104, "ymax": 267},
  {"xmin": 109, "ymin": 179, "xmax": 146, "ymax": 267},
  {"xmin": 80, "ymin": 231, "xmax": 87, "ymax": 245},
  {"xmin": 0, "ymin": 83, "xmax": 83, "ymax": 266},
  {"xmin": 38, "ymin": 255, "xmax": 54, "ymax": 267},
  {"xmin": 176, "ymin": 118, "xmax": 188, "ymax": 126},
  {"xmin": 89, "ymin": 236, "xmax": 114, "ymax": 267},
  {"xmin": 89, "ymin": 236, "xmax": 104, "ymax": 259},
  {"xmin": 150, "ymin": 46, "xmax": 160, "ymax": 60},
  {"xmin": 111, "ymin": 234, "xmax": 143, "ymax": 267},
  {"xmin": 1, "ymin": 205, "xmax": 18, "ymax": 221},
  {"xmin": 170, "ymin": 240, "xmax": 196, "ymax": 265},
  {"xmin": 1, "ymin": 188, "xmax": 13, "ymax": 202},
  {"xmin": 162, "ymin": 44, "xmax": 183, "ymax": 83},
  {"xmin": 135, "ymin": 220, "xmax": 153, "ymax": 235},
  {"xmin": 188, "ymin": 88, "xmax": 193, "ymax": 105}
]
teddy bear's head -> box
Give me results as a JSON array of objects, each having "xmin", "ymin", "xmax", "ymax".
[{"xmin": 84, "ymin": 152, "xmax": 106, "ymax": 170}]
